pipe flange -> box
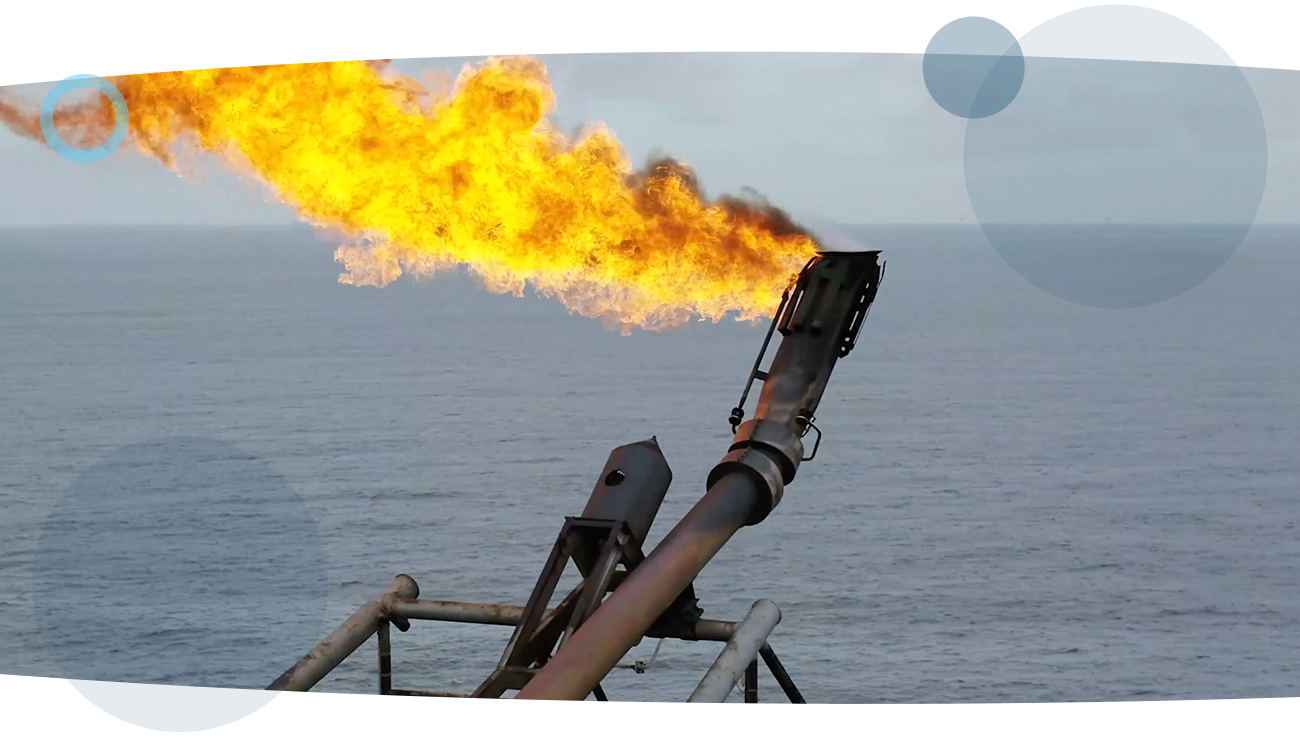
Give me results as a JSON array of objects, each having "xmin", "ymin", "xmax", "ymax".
[
  {"xmin": 706, "ymin": 448, "xmax": 785, "ymax": 526},
  {"xmin": 730, "ymin": 419, "xmax": 804, "ymax": 484}
]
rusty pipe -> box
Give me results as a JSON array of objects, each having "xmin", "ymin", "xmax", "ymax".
[
  {"xmin": 516, "ymin": 251, "xmax": 883, "ymax": 701},
  {"xmin": 390, "ymin": 599, "xmax": 527, "ymax": 626},
  {"xmin": 388, "ymin": 598, "xmax": 741, "ymax": 641},
  {"xmin": 267, "ymin": 574, "xmax": 418, "ymax": 692},
  {"xmin": 516, "ymin": 472, "xmax": 758, "ymax": 700}
]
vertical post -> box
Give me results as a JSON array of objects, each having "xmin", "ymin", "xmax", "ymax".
[
  {"xmin": 744, "ymin": 659, "xmax": 758, "ymax": 703},
  {"xmin": 378, "ymin": 620, "xmax": 392, "ymax": 695}
]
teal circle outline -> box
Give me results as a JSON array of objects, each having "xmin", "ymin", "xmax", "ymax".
[{"xmin": 40, "ymin": 74, "xmax": 129, "ymax": 163}]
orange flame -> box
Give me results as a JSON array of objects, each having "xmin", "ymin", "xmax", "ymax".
[{"xmin": 1, "ymin": 58, "xmax": 821, "ymax": 331}]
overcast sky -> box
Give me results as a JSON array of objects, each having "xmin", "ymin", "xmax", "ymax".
[{"xmin": 0, "ymin": 53, "xmax": 1297, "ymax": 225}]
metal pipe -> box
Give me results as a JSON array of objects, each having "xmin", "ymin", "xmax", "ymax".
[
  {"xmin": 390, "ymin": 599, "xmax": 526, "ymax": 626},
  {"xmin": 388, "ymin": 598, "xmax": 739, "ymax": 641},
  {"xmin": 267, "ymin": 574, "xmax": 418, "ymax": 692},
  {"xmin": 687, "ymin": 600, "xmax": 782, "ymax": 703},
  {"xmin": 515, "ymin": 473, "xmax": 759, "ymax": 700},
  {"xmin": 759, "ymin": 644, "xmax": 806, "ymax": 703},
  {"xmin": 518, "ymin": 251, "xmax": 883, "ymax": 701},
  {"xmin": 661, "ymin": 619, "xmax": 737, "ymax": 643}
]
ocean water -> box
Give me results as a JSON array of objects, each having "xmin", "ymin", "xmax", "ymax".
[{"xmin": 1, "ymin": 224, "xmax": 1298, "ymax": 703}]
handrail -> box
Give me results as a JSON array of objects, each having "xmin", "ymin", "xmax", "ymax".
[
  {"xmin": 390, "ymin": 598, "xmax": 739, "ymax": 641},
  {"xmin": 267, "ymin": 575, "xmax": 418, "ymax": 692},
  {"xmin": 266, "ymin": 575, "xmax": 804, "ymax": 702},
  {"xmin": 687, "ymin": 600, "xmax": 782, "ymax": 703}
]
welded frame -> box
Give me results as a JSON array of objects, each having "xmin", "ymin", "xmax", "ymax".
[
  {"xmin": 269, "ymin": 573, "xmax": 805, "ymax": 703},
  {"xmin": 380, "ymin": 591, "xmax": 805, "ymax": 702}
]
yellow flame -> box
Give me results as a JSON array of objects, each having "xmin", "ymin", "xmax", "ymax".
[{"xmin": 1, "ymin": 58, "xmax": 821, "ymax": 331}]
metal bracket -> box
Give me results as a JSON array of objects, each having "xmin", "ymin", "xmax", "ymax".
[
  {"xmin": 470, "ymin": 517, "xmax": 702, "ymax": 700},
  {"xmin": 797, "ymin": 414, "xmax": 822, "ymax": 462},
  {"xmin": 729, "ymin": 261, "xmax": 810, "ymax": 433}
]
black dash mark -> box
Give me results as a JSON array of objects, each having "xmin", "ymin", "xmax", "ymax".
[{"xmin": 39, "ymin": 73, "xmax": 123, "ymax": 82}]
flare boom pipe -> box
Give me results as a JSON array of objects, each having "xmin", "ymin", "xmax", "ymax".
[{"xmin": 515, "ymin": 250, "xmax": 883, "ymax": 701}]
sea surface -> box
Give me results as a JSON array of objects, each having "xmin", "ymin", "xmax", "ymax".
[{"xmin": 1, "ymin": 224, "xmax": 1298, "ymax": 703}]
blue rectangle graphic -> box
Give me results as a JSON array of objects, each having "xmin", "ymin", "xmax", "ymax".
[
  {"xmin": 925, "ymin": 3, "xmax": 1268, "ymax": 67},
  {"xmin": 29, "ymin": 680, "xmax": 327, "ymax": 738}
]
